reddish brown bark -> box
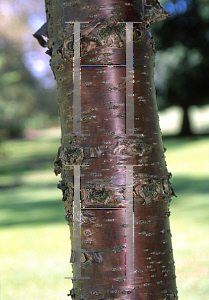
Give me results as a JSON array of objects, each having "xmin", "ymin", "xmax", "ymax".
[{"xmin": 37, "ymin": 0, "xmax": 178, "ymax": 299}]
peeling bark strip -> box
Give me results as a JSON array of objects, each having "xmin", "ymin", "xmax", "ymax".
[{"xmin": 40, "ymin": 0, "xmax": 178, "ymax": 299}]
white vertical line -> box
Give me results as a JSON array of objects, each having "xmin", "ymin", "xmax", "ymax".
[
  {"xmin": 126, "ymin": 165, "xmax": 134, "ymax": 278},
  {"xmin": 126, "ymin": 23, "xmax": 134, "ymax": 135},
  {"xmin": 65, "ymin": 165, "xmax": 90, "ymax": 280},
  {"xmin": 73, "ymin": 165, "xmax": 81, "ymax": 278},
  {"xmin": 73, "ymin": 22, "xmax": 81, "ymax": 135}
]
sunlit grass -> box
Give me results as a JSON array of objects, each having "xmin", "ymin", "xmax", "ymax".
[
  {"xmin": 163, "ymin": 137, "xmax": 209, "ymax": 299},
  {"xmin": 0, "ymin": 127, "xmax": 208, "ymax": 299},
  {"xmin": 164, "ymin": 137, "xmax": 209, "ymax": 177},
  {"xmin": 1, "ymin": 225, "xmax": 72, "ymax": 300},
  {"xmin": 0, "ymin": 127, "xmax": 73, "ymax": 299}
]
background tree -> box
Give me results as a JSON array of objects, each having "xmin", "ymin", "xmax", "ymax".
[
  {"xmin": 0, "ymin": 40, "xmax": 35, "ymax": 138},
  {"xmin": 0, "ymin": 0, "xmax": 58, "ymax": 139},
  {"xmin": 35, "ymin": 0, "xmax": 178, "ymax": 298},
  {"xmin": 151, "ymin": 0, "xmax": 209, "ymax": 136}
]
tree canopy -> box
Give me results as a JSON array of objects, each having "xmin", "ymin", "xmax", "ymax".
[
  {"xmin": 0, "ymin": 0, "xmax": 58, "ymax": 139},
  {"xmin": 152, "ymin": 0, "xmax": 209, "ymax": 111}
]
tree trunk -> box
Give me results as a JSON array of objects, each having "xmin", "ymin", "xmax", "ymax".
[
  {"xmin": 36, "ymin": 0, "xmax": 178, "ymax": 299},
  {"xmin": 179, "ymin": 106, "xmax": 193, "ymax": 137}
]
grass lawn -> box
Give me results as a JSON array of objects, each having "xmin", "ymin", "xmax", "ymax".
[
  {"xmin": 0, "ymin": 127, "xmax": 209, "ymax": 299},
  {"xmin": 163, "ymin": 137, "xmax": 209, "ymax": 299},
  {"xmin": 0, "ymin": 128, "xmax": 72, "ymax": 300}
]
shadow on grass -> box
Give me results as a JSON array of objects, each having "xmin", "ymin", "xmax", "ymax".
[
  {"xmin": 0, "ymin": 157, "xmax": 55, "ymax": 177},
  {"xmin": 169, "ymin": 177, "xmax": 209, "ymax": 224},
  {"xmin": 0, "ymin": 200, "xmax": 66, "ymax": 228},
  {"xmin": 0, "ymin": 134, "xmax": 208, "ymax": 227},
  {"xmin": 171, "ymin": 177, "xmax": 209, "ymax": 196},
  {"xmin": 0, "ymin": 192, "xmax": 65, "ymax": 228},
  {"xmin": 0, "ymin": 176, "xmax": 208, "ymax": 228}
]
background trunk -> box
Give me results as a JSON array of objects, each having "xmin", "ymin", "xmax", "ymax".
[
  {"xmin": 179, "ymin": 106, "xmax": 193, "ymax": 137},
  {"xmin": 42, "ymin": 0, "xmax": 178, "ymax": 299}
]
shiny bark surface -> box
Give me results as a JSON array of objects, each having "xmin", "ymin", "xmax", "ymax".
[{"xmin": 42, "ymin": 0, "xmax": 178, "ymax": 299}]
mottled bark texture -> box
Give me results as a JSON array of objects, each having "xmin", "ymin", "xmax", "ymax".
[{"xmin": 37, "ymin": 0, "xmax": 178, "ymax": 299}]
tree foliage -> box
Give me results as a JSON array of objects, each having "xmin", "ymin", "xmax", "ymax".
[
  {"xmin": 0, "ymin": 0, "xmax": 58, "ymax": 139},
  {"xmin": 152, "ymin": 0, "xmax": 209, "ymax": 111},
  {"xmin": 0, "ymin": 41, "xmax": 35, "ymax": 138}
]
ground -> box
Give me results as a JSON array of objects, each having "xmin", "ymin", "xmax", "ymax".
[{"xmin": 0, "ymin": 125, "xmax": 208, "ymax": 300}]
